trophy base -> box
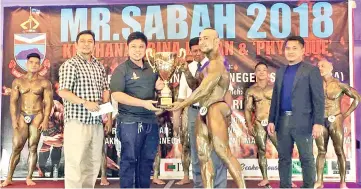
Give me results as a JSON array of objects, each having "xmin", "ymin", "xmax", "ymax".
[{"xmin": 157, "ymin": 97, "xmax": 173, "ymax": 108}]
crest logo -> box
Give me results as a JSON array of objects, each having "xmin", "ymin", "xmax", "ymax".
[
  {"xmin": 8, "ymin": 7, "xmax": 50, "ymax": 78},
  {"xmin": 131, "ymin": 72, "xmax": 140, "ymax": 80}
]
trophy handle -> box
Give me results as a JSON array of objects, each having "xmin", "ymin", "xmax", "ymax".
[
  {"xmin": 146, "ymin": 48, "xmax": 156, "ymax": 72},
  {"xmin": 176, "ymin": 48, "xmax": 187, "ymax": 72},
  {"xmin": 178, "ymin": 48, "xmax": 186, "ymax": 59}
]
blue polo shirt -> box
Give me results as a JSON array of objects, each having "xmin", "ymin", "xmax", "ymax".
[{"xmin": 280, "ymin": 62, "xmax": 301, "ymax": 112}]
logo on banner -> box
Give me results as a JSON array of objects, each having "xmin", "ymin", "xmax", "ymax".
[
  {"xmin": 292, "ymin": 161, "xmax": 302, "ymax": 174},
  {"xmin": 331, "ymin": 161, "xmax": 350, "ymax": 174},
  {"xmin": 164, "ymin": 162, "xmax": 183, "ymax": 172},
  {"xmin": 292, "ymin": 160, "xmax": 328, "ymax": 175},
  {"xmin": 8, "ymin": 7, "xmax": 50, "ymax": 78}
]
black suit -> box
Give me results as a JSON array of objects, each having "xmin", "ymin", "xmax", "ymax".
[{"xmin": 269, "ymin": 62, "xmax": 324, "ymax": 188}]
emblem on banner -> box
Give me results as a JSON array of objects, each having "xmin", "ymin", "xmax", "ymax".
[{"xmin": 8, "ymin": 7, "xmax": 50, "ymax": 78}]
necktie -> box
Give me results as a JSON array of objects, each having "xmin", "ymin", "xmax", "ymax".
[
  {"xmin": 195, "ymin": 62, "xmax": 201, "ymax": 77},
  {"xmin": 195, "ymin": 62, "xmax": 204, "ymax": 89}
]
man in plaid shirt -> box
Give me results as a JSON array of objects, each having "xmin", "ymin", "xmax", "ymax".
[{"xmin": 58, "ymin": 30, "xmax": 112, "ymax": 188}]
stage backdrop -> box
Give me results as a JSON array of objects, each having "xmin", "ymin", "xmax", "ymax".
[{"xmin": 0, "ymin": 0, "xmax": 354, "ymax": 181}]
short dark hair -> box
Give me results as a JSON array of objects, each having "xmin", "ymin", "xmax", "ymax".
[
  {"xmin": 127, "ymin": 31, "xmax": 148, "ymax": 47},
  {"xmin": 189, "ymin": 37, "xmax": 199, "ymax": 49},
  {"xmin": 76, "ymin": 30, "xmax": 96, "ymax": 43},
  {"xmin": 27, "ymin": 53, "xmax": 41, "ymax": 60},
  {"xmin": 255, "ymin": 62, "xmax": 268, "ymax": 69},
  {"xmin": 285, "ymin": 36, "xmax": 305, "ymax": 47}
]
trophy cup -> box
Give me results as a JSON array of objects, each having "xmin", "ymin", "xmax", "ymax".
[{"xmin": 146, "ymin": 48, "xmax": 186, "ymax": 108}]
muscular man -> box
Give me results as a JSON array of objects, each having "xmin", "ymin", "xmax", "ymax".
[
  {"xmin": 1, "ymin": 53, "xmax": 53, "ymax": 187},
  {"xmin": 175, "ymin": 37, "xmax": 231, "ymax": 188},
  {"xmin": 171, "ymin": 28, "xmax": 245, "ymax": 188},
  {"xmin": 314, "ymin": 59, "xmax": 360, "ymax": 189},
  {"xmin": 245, "ymin": 62, "xmax": 297, "ymax": 188}
]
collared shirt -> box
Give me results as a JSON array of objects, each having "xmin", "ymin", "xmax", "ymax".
[
  {"xmin": 178, "ymin": 58, "xmax": 233, "ymax": 106},
  {"xmin": 280, "ymin": 62, "xmax": 301, "ymax": 112},
  {"xmin": 59, "ymin": 53, "xmax": 109, "ymax": 125},
  {"xmin": 110, "ymin": 59, "xmax": 158, "ymax": 123}
]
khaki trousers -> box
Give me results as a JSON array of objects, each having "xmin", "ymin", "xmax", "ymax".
[{"xmin": 64, "ymin": 120, "xmax": 104, "ymax": 188}]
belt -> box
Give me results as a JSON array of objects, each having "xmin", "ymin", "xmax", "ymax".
[
  {"xmin": 190, "ymin": 105, "xmax": 200, "ymax": 110},
  {"xmin": 281, "ymin": 111, "xmax": 293, "ymax": 116}
]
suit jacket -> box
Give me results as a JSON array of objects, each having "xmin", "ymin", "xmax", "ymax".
[{"xmin": 268, "ymin": 62, "xmax": 325, "ymax": 134}]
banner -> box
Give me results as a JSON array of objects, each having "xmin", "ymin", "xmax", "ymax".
[{"xmin": 0, "ymin": 1, "xmax": 353, "ymax": 181}]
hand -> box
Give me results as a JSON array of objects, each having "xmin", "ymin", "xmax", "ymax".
[
  {"xmin": 169, "ymin": 101, "xmax": 183, "ymax": 111},
  {"xmin": 155, "ymin": 109, "xmax": 165, "ymax": 116},
  {"xmin": 312, "ymin": 124, "xmax": 324, "ymax": 139},
  {"xmin": 2, "ymin": 86, "xmax": 11, "ymax": 96},
  {"xmin": 248, "ymin": 126, "xmax": 255, "ymax": 136},
  {"xmin": 155, "ymin": 78, "xmax": 165, "ymax": 91},
  {"xmin": 178, "ymin": 58, "xmax": 188, "ymax": 72},
  {"xmin": 12, "ymin": 121, "xmax": 19, "ymax": 130},
  {"xmin": 267, "ymin": 123, "xmax": 275, "ymax": 136},
  {"xmin": 104, "ymin": 121, "xmax": 112, "ymax": 135},
  {"xmin": 106, "ymin": 157, "xmax": 120, "ymax": 170},
  {"xmin": 143, "ymin": 100, "xmax": 161, "ymax": 111},
  {"xmin": 83, "ymin": 101, "xmax": 100, "ymax": 112},
  {"xmin": 39, "ymin": 119, "xmax": 49, "ymax": 131},
  {"xmin": 102, "ymin": 114, "xmax": 109, "ymax": 123}
]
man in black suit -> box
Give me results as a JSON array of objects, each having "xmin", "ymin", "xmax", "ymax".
[{"xmin": 267, "ymin": 36, "xmax": 325, "ymax": 188}]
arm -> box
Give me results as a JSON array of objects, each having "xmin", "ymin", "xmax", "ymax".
[
  {"xmin": 112, "ymin": 92, "xmax": 148, "ymax": 107},
  {"xmin": 340, "ymin": 83, "xmax": 360, "ymax": 118},
  {"xmin": 268, "ymin": 73, "xmax": 278, "ymax": 124},
  {"xmin": 10, "ymin": 79, "xmax": 20, "ymax": 128},
  {"xmin": 224, "ymin": 77, "xmax": 233, "ymax": 107},
  {"xmin": 244, "ymin": 89, "xmax": 254, "ymax": 128},
  {"xmin": 42, "ymin": 80, "xmax": 54, "ymax": 121},
  {"xmin": 183, "ymin": 69, "xmax": 199, "ymax": 90},
  {"xmin": 181, "ymin": 71, "xmax": 222, "ymax": 108},
  {"xmin": 310, "ymin": 67, "xmax": 325, "ymax": 125}
]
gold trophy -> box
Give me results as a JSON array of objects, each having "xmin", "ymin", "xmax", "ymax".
[{"xmin": 146, "ymin": 48, "xmax": 186, "ymax": 108}]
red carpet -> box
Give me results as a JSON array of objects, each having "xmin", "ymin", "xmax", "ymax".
[{"xmin": 2, "ymin": 180, "xmax": 361, "ymax": 188}]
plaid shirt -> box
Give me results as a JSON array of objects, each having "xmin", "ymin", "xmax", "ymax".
[{"xmin": 59, "ymin": 53, "xmax": 110, "ymax": 125}]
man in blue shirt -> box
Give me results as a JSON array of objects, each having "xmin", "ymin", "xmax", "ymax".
[{"xmin": 267, "ymin": 36, "xmax": 325, "ymax": 188}]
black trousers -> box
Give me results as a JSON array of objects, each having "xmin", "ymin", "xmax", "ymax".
[{"xmin": 277, "ymin": 114, "xmax": 316, "ymax": 188}]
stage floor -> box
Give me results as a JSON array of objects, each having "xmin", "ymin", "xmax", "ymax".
[{"xmin": 2, "ymin": 179, "xmax": 361, "ymax": 188}]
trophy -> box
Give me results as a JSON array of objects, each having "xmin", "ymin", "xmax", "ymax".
[{"xmin": 146, "ymin": 48, "xmax": 186, "ymax": 108}]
